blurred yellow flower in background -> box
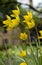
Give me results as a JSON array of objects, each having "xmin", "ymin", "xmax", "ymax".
[
  {"xmin": 20, "ymin": 62, "xmax": 27, "ymax": 65},
  {"xmin": 20, "ymin": 32, "xmax": 27, "ymax": 40},
  {"xmin": 19, "ymin": 50, "xmax": 26, "ymax": 57}
]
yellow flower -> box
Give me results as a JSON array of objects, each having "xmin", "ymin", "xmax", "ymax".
[
  {"xmin": 27, "ymin": 19, "xmax": 35, "ymax": 29},
  {"xmin": 27, "ymin": 12, "xmax": 32, "ymax": 19},
  {"xmin": 20, "ymin": 62, "xmax": 27, "ymax": 65},
  {"xmin": 20, "ymin": 32, "xmax": 27, "ymax": 40},
  {"xmin": 3, "ymin": 20, "xmax": 11, "ymax": 27},
  {"xmin": 23, "ymin": 12, "xmax": 35, "ymax": 29},
  {"xmin": 12, "ymin": 7, "xmax": 20, "ymax": 16},
  {"xmin": 19, "ymin": 50, "xmax": 26, "ymax": 57},
  {"xmin": 39, "ymin": 30, "xmax": 42, "ymax": 36},
  {"xmin": 23, "ymin": 15, "xmax": 30, "ymax": 21},
  {"xmin": 7, "ymin": 17, "xmax": 20, "ymax": 31},
  {"xmin": 11, "ymin": 16, "xmax": 20, "ymax": 27},
  {"xmin": 23, "ymin": 19, "xmax": 35, "ymax": 29},
  {"xmin": 3, "ymin": 15, "xmax": 20, "ymax": 31},
  {"xmin": 23, "ymin": 12, "xmax": 32, "ymax": 21}
]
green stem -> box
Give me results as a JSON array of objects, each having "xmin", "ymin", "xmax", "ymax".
[
  {"xmin": 27, "ymin": 29, "xmax": 38, "ymax": 65},
  {"xmin": 35, "ymin": 24, "xmax": 41, "ymax": 60}
]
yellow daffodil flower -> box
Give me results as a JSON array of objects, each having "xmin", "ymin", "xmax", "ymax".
[
  {"xmin": 27, "ymin": 19, "xmax": 35, "ymax": 29},
  {"xmin": 19, "ymin": 50, "xmax": 26, "ymax": 57},
  {"xmin": 27, "ymin": 12, "xmax": 32, "ymax": 19},
  {"xmin": 20, "ymin": 62, "xmax": 27, "ymax": 65},
  {"xmin": 3, "ymin": 15, "xmax": 11, "ymax": 26},
  {"xmin": 11, "ymin": 16, "xmax": 20, "ymax": 27},
  {"xmin": 7, "ymin": 16, "xmax": 20, "ymax": 31},
  {"xmin": 3, "ymin": 15, "xmax": 20, "ymax": 31},
  {"xmin": 3, "ymin": 7, "xmax": 20, "ymax": 31},
  {"xmin": 20, "ymin": 32, "xmax": 27, "ymax": 40},
  {"xmin": 23, "ymin": 12, "xmax": 35, "ymax": 29},
  {"xmin": 23, "ymin": 15, "xmax": 30, "ymax": 21},
  {"xmin": 23, "ymin": 12, "xmax": 32, "ymax": 21},
  {"xmin": 12, "ymin": 7, "xmax": 20, "ymax": 16},
  {"xmin": 23, "ymin": 19, "xmax": 35, "ymax": 29}
]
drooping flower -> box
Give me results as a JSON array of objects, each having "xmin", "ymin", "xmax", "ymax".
[
  {"xmin": 20, "ymin": 32, "xmax": 27, "ymax": 40},
  {"xmin": 20, "ymin": 62, "xmax": 27, "ymax": 65},
  {"xmin": 19, "ymin": 50, "xmax": 26, "ymax": 57}
]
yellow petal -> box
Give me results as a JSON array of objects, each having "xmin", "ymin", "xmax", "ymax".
[{"xmin": 6, "ymin": 15, "xmax": 11, "ymax": 20}]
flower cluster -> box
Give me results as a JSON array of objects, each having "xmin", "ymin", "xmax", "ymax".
[
  {"xmin": 23, "ymin": 12, "xmax": 35, "ymax": 29},
  {"xmin": 3, "ymin": 7, "xmax": 35, "ymax": 31}
]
